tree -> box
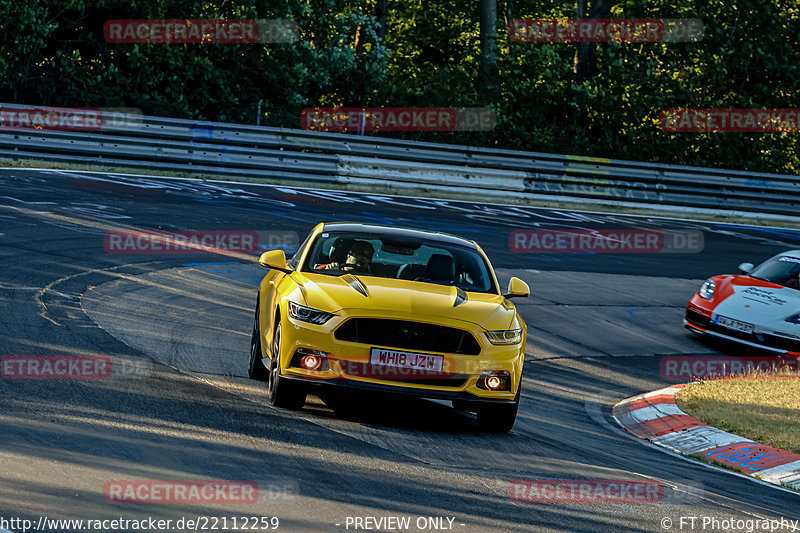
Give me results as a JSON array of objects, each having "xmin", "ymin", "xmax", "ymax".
[
  {"xmin": 478, "ymin": 0, "xmax": 498, "ymax": 99},
  {"xmin": 574, "ymin": 0, "xmax": 617, "ymax": 82}
]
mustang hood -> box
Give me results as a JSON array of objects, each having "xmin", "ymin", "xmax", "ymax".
[{"xmin": 297, "ymin": 274, "xmax": 516, "ymax": 330}]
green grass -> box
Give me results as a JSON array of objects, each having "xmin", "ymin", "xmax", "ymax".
[{"xmin": 676, "ymin": 372, "xmax": 800, "ymax": 454}]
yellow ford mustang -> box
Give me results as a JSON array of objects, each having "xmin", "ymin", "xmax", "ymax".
[{"xmin": 248, "ymin": 222, "xmax": 529, "ymax": 432}]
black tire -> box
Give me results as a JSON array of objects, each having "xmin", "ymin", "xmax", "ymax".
[
  {"xmin": 476, "ymin": 386, "xmax": 520, "ymax": 433},
  {"xmin": 267, "ymin": 321, "xmax": 307, "ymax": 409},
  {"xmin": 248, "ymin": 303, "xmax": 268, "ymax": 381}
]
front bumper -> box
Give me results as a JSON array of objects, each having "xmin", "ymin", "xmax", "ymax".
[
  {"xmin": 685, "ymin": 298, "xmax": 800, "ymax": 357},
  {"xmin": 274, "ymin": 312, "xmax": 524, "ymax": 402},
  {"xmin": 280, "ymin": 374, "xmax": 519, "ymax": 405}
]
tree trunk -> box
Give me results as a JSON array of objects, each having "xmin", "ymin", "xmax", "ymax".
[
  {"xmin": 478, "ymin": 0, "xmax": 498, "ymax": 99},
  {"xmin": 574, "ymin": 0, "xmax": 617, "ymax": 82},
  {"xmin": 375, "ymin": 0, "xmax": 388, "ymax": 42}
]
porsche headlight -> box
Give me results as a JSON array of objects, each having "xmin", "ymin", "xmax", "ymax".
[
  {"xmin": 698, "ymin": 279, "xmax": 716, "ymax": 300},
  {"xmin": 484, "ymin": 328, "xmax": 523, "ymax": 345},
  {"xmin": 287, "ymin": 301, "xmax": 335, "ymax": 325}
]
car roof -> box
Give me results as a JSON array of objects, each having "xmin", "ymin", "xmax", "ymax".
[
  {"xmin": 777, "ymin": 250, "xmax": 800, "ymax": 257},
  {"xmin": 320, "ymin": 222, "xmax": 478, "ymax": 249}
]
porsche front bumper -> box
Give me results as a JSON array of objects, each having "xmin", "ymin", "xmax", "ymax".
[{"xmin": 685, "ymin": 298, "xmax": 800, "ymax": 357}]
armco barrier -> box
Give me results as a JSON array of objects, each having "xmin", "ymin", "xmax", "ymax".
[{"xmin": 0, "ymin": 103, "xmax": 798, "ymax": 216}]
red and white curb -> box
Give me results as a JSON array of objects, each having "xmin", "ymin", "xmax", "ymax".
[{"xmin": 612, "ymin": 384, "xmax": 800, "ymax": 491}]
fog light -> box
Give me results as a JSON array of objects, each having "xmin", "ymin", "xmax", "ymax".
[
  {"xmin": 486, "ymin": 376, "xmax": 503, "ymax": 390},
  {"xmin": 477, "ymin": 370, "xmax": 511, "ymax": 391},
  {"xmin": 301, "ymin": 354, "xmax": 320, "ymax": 370},
  {"xmin": 291, "ymin": 348, "xmax": 330, "ymax": 372}
]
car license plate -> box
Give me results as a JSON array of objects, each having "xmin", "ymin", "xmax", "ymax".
[
  {"xmin": 714, "ymin": 315, "xmax": 754, "ymax": 334},
  {"xmin": 369, "ymin": 348, "xmax": 444, "ymax": 372}
]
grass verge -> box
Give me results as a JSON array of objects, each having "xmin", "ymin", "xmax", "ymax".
[{"xmin": 675, "ymin": 372, "xmax": 800, "ymax": 454}]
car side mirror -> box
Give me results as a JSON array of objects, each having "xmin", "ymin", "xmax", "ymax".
[
  {"xmin": 504, "ymin": 277, "xmax": 530, "ymax": 299},
  {"xmin": 738, "ymin": 262, "xmax": 754, "ymax": 274},
  {"xmin": 259, "ymin": 250, "xmax": 290, "ymax": 272}
]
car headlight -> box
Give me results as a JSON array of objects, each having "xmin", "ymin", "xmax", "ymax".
[
  {"xmin": 484, "ymin": 328, "xmax": 523, "ymax": 345},
  {"xmin": 698, "ymin": 279, "xmax": 716, "ymax": 300},
  {"xmin": 785, "ymin": 313, "xmax": 800, "ymax": 325},
  {"xmin": 287, "ymin": 301, "xmax": 335, "ymax": 325}
]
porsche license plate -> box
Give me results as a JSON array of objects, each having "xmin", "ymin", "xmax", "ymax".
[
  {"xmin": 369, "ymin": 348, "xmax": 444, "ymax": 372},
  {"xmin": 715, "ymin": 315, "xmax": 754, "ymax": 334}
]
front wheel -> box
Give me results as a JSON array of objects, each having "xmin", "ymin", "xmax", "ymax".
[
  {"xmin": 248, "ymin": 303, "xmax": 268, "ymax": 381},
  {"xmin": 267, "ymin": 321, "xmax": 307, "ymax": 409},
  {"xmin": 476, "ymin": 386, "xmax": 520, "ymax": 433}
]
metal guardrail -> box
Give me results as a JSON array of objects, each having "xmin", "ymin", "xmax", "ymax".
[{"xmin": 0, "ymin": 103, "xmax": 798, "ymax": 216}]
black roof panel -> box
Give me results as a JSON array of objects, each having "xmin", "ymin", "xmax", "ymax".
[{"xmin": 320, "ymin": 222, "xmax": 477, "ymax": 249}]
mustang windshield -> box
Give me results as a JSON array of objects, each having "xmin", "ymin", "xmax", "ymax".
[
  {"xmin": 302, "ymin": 232, "xmax": 497, "ymax": 294},
  {"xmin": 749, "ymin": 255, "xmax": 800, "ymax": 290}
]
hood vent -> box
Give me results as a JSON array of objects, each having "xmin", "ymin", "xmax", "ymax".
[
  {"xmin": 341, "ymin": 273, "xmax": 368, "ymax": 297},
  {"xmin": 454, "ymin": 287, "xmax": 468, "ymax": 307}
]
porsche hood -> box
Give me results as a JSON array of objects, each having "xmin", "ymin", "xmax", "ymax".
[{"xmin": 711, "ymin": 277, "xmax": 800, "ymax": 334}]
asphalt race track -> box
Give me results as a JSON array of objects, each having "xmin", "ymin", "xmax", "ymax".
[{"xmin": 1, "ymin": 168, "xmax": 799, "ymax": 533}]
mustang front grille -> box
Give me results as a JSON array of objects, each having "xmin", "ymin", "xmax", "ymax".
[{"xmin": 334, "ymin": 318, "xmax": 481, "ymax": 355}]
